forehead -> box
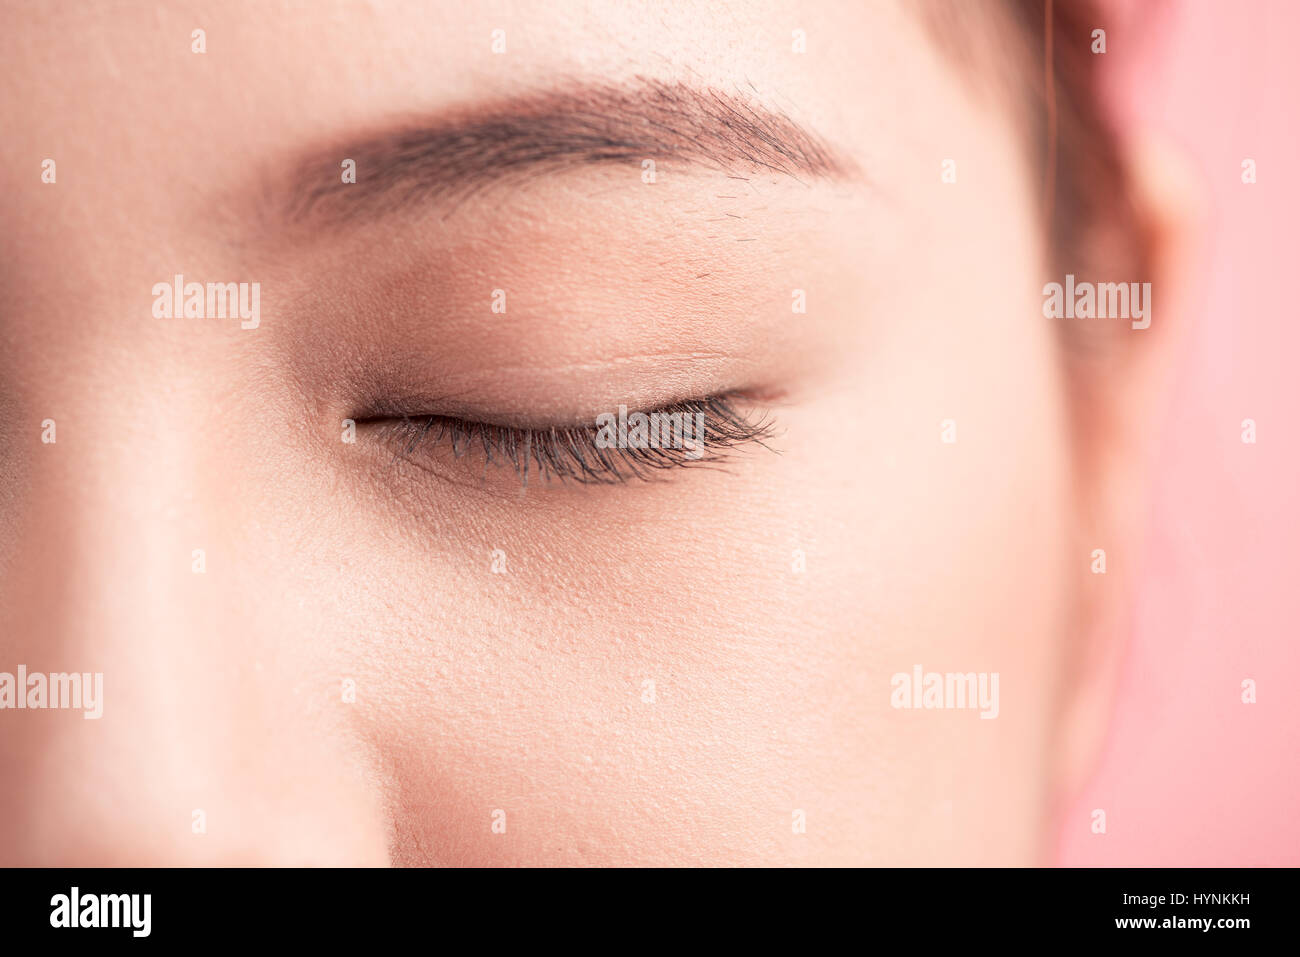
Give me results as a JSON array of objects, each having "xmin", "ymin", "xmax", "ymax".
[{"xmin": 0, "ymin": 1, "xmax": 962, "ymax": 194}]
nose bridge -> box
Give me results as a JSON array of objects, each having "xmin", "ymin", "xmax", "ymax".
[
  {"xmin": 1, "ymin": 394, "xmax": 227, "ymax": 854},
  {"xmin": 0, "ymin": 389, "xmax": 388, "ymax": 864},
  {"xmin": 12, "ymin": 384, "xmax": 212, "ymax": 670}
]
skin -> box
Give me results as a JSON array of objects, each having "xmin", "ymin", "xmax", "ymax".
[{"xmin": 0, "ymin": 0, "xmax": 1181, "ymax": 865}]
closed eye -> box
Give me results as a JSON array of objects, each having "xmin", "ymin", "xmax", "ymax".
[{"xmin": 360, "ymin": 393, "xmax": 776, "ymax": 487}]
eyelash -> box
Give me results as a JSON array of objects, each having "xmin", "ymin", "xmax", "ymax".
[{"xmin": 372, "ymin": 394, "xmax": 774, "ymax": 486}]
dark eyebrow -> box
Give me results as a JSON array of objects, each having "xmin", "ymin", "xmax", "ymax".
[{"xmin": 284, "ymin": 77, "xmax": 855, "ymax": 223}]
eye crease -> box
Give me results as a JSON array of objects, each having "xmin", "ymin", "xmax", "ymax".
[{"xmin": 359, "ymin": 393, "xmax": 776, "ymax": 486}]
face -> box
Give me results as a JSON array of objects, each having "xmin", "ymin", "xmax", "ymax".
[{"xmin": 0, "ymin": 0, "xmax": 1090, "ymax": 865}]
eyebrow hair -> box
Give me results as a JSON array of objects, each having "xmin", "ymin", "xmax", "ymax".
[{"xmin": 285, "ymin": 77, "xmax": 854, "ymax": 223}]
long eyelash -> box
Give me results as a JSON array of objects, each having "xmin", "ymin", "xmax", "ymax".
[{"xmin": 383, "ymin": 394, "xmax": 775, "ymax": 486}]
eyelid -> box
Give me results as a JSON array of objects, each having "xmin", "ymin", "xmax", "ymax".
[
  {"xmin": 362, "ymin": 393, "xmax": 775, "ymax": 487},
  {"xmin": 346, "ymin": 351, "xmax": 754, "ymax": 433}
]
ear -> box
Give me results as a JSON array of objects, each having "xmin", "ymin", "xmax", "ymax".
[{"xmin": 1050, "ymin": 132, "xmax": 1206, "ymax": 800}]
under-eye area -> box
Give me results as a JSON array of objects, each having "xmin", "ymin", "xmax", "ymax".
[{"xmin": 357, "ymin": 393, "xmax": 776, "ymax": 487}]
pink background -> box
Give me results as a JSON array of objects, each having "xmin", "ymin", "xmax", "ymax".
[{"xmin": 1057, "ymin": 0, "xmax": 1299, "ymax": 865}]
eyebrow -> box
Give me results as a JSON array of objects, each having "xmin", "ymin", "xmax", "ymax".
[{"xmin": 285, "ymin": 77, "xmax": 854, "ymax": 224}]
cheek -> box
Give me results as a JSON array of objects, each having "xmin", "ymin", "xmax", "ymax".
[{"xmin": 300, "ymin": 439, "xmax": 870, "ymax": 865}]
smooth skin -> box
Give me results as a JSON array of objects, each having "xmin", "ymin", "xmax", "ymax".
[{"xmin": 0, "ymin": 0, "xmax": 1186, "ymax": 865}]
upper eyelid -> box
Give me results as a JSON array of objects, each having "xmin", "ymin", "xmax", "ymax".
[{"xmin": 350, "ymin": 373, "xmax": 743, "ymax": 433}]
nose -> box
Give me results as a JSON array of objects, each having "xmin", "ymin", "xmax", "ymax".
[{"xmin": 0, "ymin": 388, "xmax": 390, "ymax": 865}]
